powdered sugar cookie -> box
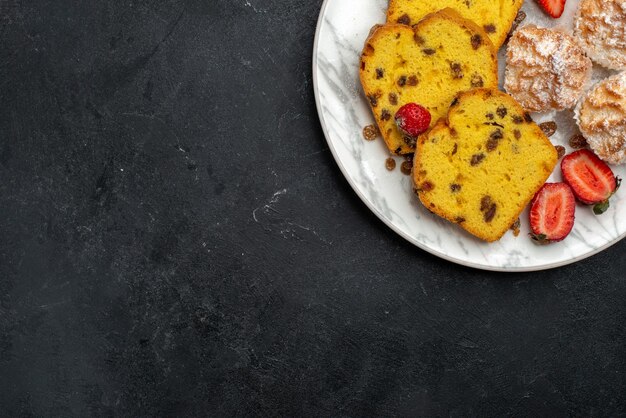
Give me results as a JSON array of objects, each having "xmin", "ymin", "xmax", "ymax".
[{"xmin": 505, "ymin": 25, "xmax": 592, "ymax": 112}]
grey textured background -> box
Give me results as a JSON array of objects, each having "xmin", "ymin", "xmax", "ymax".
[{"xmin": 1, "ymin": 0, "xmax": 625, "ymax": 416}]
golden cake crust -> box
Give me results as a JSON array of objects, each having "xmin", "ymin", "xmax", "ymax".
[
  {"xmin": 575, "ymin": 72, "xmax": 626, "ymax": 165},
  {"xmin": 574, "ymin": 0, "xmax": 626, "ymax": 70},
  {"xmin": 413, "ymin": 89, "xmax": 558, "ymax": 242},
  {"xmin": 360, "ymin": 9, "xmax": 498, "ymax": 155},
  {"xmin": 504, "ymin": 25, "xmax": 592, "ymax": 112},
  {"xmin": 387, "ymin": 0, "xmax": 523, "ymax": 48}
]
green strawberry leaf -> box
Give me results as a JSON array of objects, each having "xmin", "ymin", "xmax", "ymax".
[
  {"xmin": 529, "ymin": 233, "xmax": 550, "ymax": 245},
  {"xmin": 593, "ymin": 201, "xmax": 610, "ymax": 215}
]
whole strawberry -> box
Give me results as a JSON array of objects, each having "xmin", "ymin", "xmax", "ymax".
[
  {"xmin": 394, "ymin": 103, "xmax": 431, "ymax": 138},
  {"xmin": 561, "ymin": 149, "xmax": 621, "ymax": 215}
]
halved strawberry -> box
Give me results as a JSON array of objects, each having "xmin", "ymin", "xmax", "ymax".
[
  {"xmin": 529, "ymin": 183, "xmax": 576, "ymax": 244},
  {"xmin": 536, "ymin": 0, "xmax": 566, "ymax": 18},
  {"xmin": 561, "ymin": 149, "xmax": 621, "ymax": 215}
]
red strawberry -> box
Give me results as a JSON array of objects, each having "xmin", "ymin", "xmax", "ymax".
[
  {"xmin": 561, "ymin": 149, "xmax": 621, "ymax": 215},
  {"xmin": 529, "ymin": 183, "xmax": 576, "ymax": 244},
  {"xmin": 536, "ymin": 0, "xmax": 566, "ymax": 18},
  {"xmin": 394, "ymin": 103, "xmax": 431, "ymax": 138}
]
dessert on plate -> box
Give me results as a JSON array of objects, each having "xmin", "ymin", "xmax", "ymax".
[
  {"xmin": 575, "ymin": 71, "xmax": 626, "ymax": 165},
  {"xmin": 359, "ymin": 8, "xmax": 498, "ymax": 155},
  {"xmin": 387, "ymin": 0, "xmax": 524, "ymax": 48},
  {"xmin": 356, "ymin": 0, "xmax": 622, "ymax": 245},
  {"xmin": 413, "ymin": 89, "xmax": 558, "ymax": 242},
  {"xmin": 574, "ymin": 0, "xmax": 626, "ymax": 70},
  {"xmin": 504, "ymin": 25, "xmax": 592, "ymax": 112}
]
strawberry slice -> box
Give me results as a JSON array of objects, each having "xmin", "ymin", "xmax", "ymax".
[
  {"xmin": 529, "ymin": 183, "xmax": 576, "ymax": 244},
  {"xmin": 561, "ymin": 149, "xmax": 621, "ymax": 215},
  {"xmin": 536, "ymin": 0, "xmax": 566, "ymax": 18}
]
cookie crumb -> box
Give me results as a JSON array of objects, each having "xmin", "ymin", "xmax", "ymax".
[
  {"xmin": 539, "ymin": 121, "xmax": 557, "ymax": 137},
  {"xmin": 510, "ymin": 218, "xmax": 521, "ymax": 237},
  {"xmin": 569, "ymin": 133, "xmax": 588, "ymax": 149},
  {"xmin": 363, "ymin": 124, "xmax": 379, "ymax": 141},
  {"xmin": 401, "ymin": 161, "xmax": 412, "ymax": 175},
  {"xmin": 385, "ymin": 157, "xmax": 396, "ymax": 171},
  {"xmin": 506, "ymin": 11, "xmax": 526, "ymax": 41}
]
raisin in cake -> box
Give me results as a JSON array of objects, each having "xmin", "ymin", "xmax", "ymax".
[
  {"xmin": 413, "ymin": 89, "xmax": 558, "ymax": 242},
  {"xmin": 360, "ymin": 8, "xmax": 498, "ymax": 155},
  {"xmin": 387, "ymin": 0, "xmax": 523, "ymax": 48}
]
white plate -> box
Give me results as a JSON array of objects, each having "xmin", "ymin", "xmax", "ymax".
[{"xmin": 313, "ymin": 0, "xmax": 626, "ymax": 271}]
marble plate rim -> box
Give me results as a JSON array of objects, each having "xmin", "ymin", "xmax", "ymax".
[{"xmin": 312, "ymin": 0, "xmax": 626, "ymax": 272}]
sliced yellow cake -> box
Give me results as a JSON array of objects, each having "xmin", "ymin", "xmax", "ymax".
[
  {"xmin": 413, "ymin": 89, "xmax": 558, "ymax": 242},
  {"xmin": 387, "ymin": 0, "xmax": 524, "ymax": 48},
  {"xmin": 360, "ymin": 8, "xmax": 498, "ymax": 155}
]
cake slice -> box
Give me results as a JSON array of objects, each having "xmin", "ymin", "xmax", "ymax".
[
  {"xmin": 387, "ymin": 0, "xmax": 524, "ymax": 48},
  {"xmin": 413, "ymin": 89, "xmax": 558, "ymax": 242},
  {"xmin": 359, "ymin": 8, "xmax": 498, "ymax": 155}
]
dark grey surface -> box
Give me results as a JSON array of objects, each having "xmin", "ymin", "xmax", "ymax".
[{"xmin": 1, "ymin": 1, "xmax": 625, "ymax": 416}]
